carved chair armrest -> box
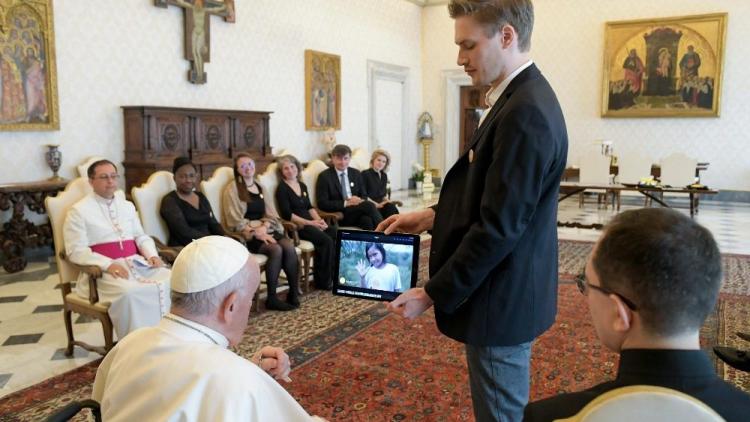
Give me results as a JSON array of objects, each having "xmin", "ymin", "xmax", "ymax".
[
  {"xmin": 316, "ymin": 209, "xmax": 343, "ymax": 226},
  {"xmin": 59, "ymin": 251, "xmax": 102, "ymax": 304},
  {"xmin": 152, "ymin": 237, "xmax": 181, "ymax": 264},
  {"xmin": 281, "ymin": 220, "xmax": 301, "ymax": 245},
  {"xmin": 391, "ymin": 200, "xmax": 403, "ymax": 207}
]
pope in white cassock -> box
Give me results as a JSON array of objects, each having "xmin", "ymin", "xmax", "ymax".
[
  {"xmin": 92, "ymin": 235, "xmax": 325, "ymax": 421},
  {"xmin": 63, "ymin": 160, "xmax": 170, "ymax": 339}
]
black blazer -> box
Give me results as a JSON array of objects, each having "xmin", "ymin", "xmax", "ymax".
[
  {"xmin": 315, "ymin": 166, "xmax": 368, "ymax": 212},
  {"xmin": 424, "ymin": 64, "xmax": 568, "ymax": 346},
  {"xmin": 361, "ymin": 169, "xmax": 389, "ymax": 202},
  {"xmin": 524, "ymin": 349, "xmax": 750, "ymax": 422}
]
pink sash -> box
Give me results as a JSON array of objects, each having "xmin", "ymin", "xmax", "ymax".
[{"xmin": 91, "ymin": 240, "xmax": 138, "ymax": 259}]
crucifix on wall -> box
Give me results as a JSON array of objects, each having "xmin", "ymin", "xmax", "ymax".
[{"xmin": 155, "ymin": 0, "xmax": 235, "ymax": 84}]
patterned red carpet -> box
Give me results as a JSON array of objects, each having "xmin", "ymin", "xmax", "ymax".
[{"xmin": 1, "ymin": 240, "xmax": 748, "ymax": 421}]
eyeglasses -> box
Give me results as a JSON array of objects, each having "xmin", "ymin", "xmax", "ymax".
[
  {"xmin": 575, "ymin": 271, "xmax": 638, "ymax": 310},
  {"xmin": 92, "ymin": 174, "xmax": 120, "ymax": 181},
  {"xmin": 239, "ymin": 163, "xmax": 254, "ymax": 170}
]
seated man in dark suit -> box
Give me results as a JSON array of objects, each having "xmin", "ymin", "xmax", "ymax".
[
  {"xmin": 316, "ymin": 144, "xmax": 382, "ymax": 230},
  {"xmin": 524, "ymin": 208, "xmax": 750, "ymax": 422}
]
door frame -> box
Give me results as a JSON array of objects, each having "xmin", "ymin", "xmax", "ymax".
[
  {"xmin": 443, "ymin": 69, "xmax": 472, "ymax": 171},
  {"xmin": 367, "ymin": 60, "xmax": 411, "ymax": 190}
]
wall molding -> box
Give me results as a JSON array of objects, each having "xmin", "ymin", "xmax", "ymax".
[{"xmin": 443, "ymin": 69, "xmax": 471, "ymax": 171}]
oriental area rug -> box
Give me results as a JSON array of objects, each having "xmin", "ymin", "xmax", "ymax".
[{"xmin": 1, "ymin": 239, "xmax": 748, "ymax": 421}]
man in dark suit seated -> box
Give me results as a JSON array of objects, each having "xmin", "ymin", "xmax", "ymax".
[
  {"xmin": 316, "ymin": 144, "xmax": 382, "ymax": 230},
  {"xmin": 524, "ymin": 208, "xmax": 750, "ymax": 422}
]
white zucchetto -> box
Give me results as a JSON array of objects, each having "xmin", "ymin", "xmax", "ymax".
[{"xmin": 171, "ymin": 236, "xmax": 250, "ymax": 293}]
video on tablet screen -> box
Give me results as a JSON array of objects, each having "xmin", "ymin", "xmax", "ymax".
[{"xmin": 334, "ymin": 230, "xmax": 419, "ymax": 301}]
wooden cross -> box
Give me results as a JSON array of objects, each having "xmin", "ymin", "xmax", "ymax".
[{"xmin": 155, "ymin": 0, "xmax": 235, "ymax": 84}]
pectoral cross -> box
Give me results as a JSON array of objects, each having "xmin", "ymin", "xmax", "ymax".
[{"xmin": 155, "ymin": 0, "xmax": 235, "ymax": 84}]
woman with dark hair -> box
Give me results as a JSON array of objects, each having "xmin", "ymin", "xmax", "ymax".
[
  {"xmin": 356, "ymin": 242, "xmax": 401, "ymax": 291},
  {"xmin": 222, "ymin": 153, "xmax": 300, "ymax": 311},
  {"xmin": 361, "ymin": 149, "xmax": 399, "ymax": 219},
  {"xmin": 160, "ymin": 157, "xmax": 226, "ymax": 247},
  {"xmin": 274, "ymin": 154, "xmax": 336, "ymax": 290}
]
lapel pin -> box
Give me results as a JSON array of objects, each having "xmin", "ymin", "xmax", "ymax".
[
  {"xmin": 259, "ymin": 193, "xmax": 264, "ymax": 199},
  {"xmin": 469, "ymin": 149, "xmax": 475, "ymax": 163},
  {"xmin": 350, "ymin": 182, "xmax": 354, "ymax": 187}
]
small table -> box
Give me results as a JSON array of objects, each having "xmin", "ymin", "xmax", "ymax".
[
  {"xmin": 559, "ymin": 182, "xmax": 718, "ymax": 218},
  {"xmin": 0, "ymin": 179, "xmax": 68, "ymax": 273}
]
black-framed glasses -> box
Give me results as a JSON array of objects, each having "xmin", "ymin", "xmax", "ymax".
[{"xmin": 575, "ymin": 272, "xmax": 638, "ymax": 310}]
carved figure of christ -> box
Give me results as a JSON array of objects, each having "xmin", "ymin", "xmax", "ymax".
[{"xmin": 155, "ymin": 0, "xmax": 235, "ymax": 84}]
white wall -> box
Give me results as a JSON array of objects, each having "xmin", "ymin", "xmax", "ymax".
[
  {"xmin": 0, "ymin": 0, "xmax": 423, "ymax": 184},
  {"xmin": 422, "ymin": 0, "xmax": 750, "ymax": 190}
]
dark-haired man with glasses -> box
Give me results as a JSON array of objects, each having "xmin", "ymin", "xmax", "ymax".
[
  {"xmin": 524, "ymin": 208, "xmax": 750, "ymax": 421},
  {"xmin": 63, "ymin": 159, "xmax": 171, "ymax": 340}
]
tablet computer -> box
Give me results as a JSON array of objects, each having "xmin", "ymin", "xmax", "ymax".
[{"xmin": 332, "ymin": 229, "xmax": 420, "ymax": 302}]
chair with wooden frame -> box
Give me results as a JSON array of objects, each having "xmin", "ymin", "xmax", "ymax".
[
  {"xmin": 131, "ymin": 171, "xmax": 180, "ymax": 263},
  {"xmin": 257, "ymin": 161, "xmax": 315, "ymax": 293},
  {"xmin": 199, "ymin": 166, "xmax": 272, "ymax": 311},
  {"xmin": 46, "ymin": 178, "xmax": 114, "ymax": 356}
]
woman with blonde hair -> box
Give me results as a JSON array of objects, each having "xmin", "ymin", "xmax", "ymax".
[
  {"xmin": 222, "ymin": 153, "xmax": 299, "ymax": 311},
  {"xmin": 362, "ymin": 149, "xmax": 399, "ymax": 219},
  {"xmin": 275, "ymin": 155, "xmax": 336, "ymax": 290}
]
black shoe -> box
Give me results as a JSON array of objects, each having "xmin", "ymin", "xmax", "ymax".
[
  {"xmin": 714, "ymin": 346, "xmax": 750, "ymax": 372},
  {"xmin": 266, "ymin": 296, "xmax": 295, "ymax": 311},
  {"xmin": 287, "ymin": 293, "xmax": 300, "ymax": 308},
  {"xmin": 736, "ymin": 332, "xmax": 750, "ymax": 343}
]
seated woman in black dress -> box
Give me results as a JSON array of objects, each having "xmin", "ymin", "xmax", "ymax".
[
  {"xmin": 160, "ymin": 157, "xmax": 226, "ymax": 247},
  {"xmin": 275, "ymin": 155, "xmax": 336, "ymax": 290},
  {"xmin": 361, "ymin": 149, "xmax": 399, "ymax": 219},
  {"xmin": 222, "ymin": 153, "xmax": 300, "ymax": 311}
]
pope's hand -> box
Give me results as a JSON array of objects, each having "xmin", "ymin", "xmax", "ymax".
[
  {"xmin": 385, "ymin": 287, "xmax": 433, "ymax": 320},
  {"xmin": 257, "ymin": 346, "xmax": 292, "ymax": 382}
]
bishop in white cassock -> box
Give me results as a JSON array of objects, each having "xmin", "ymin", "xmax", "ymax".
[
  {"xmin": 63, "ymin": 160, "xmax": 170, "ymax": 339},
  {"xmin": 92, "ymin": 236, "xmax": 324, "ymax": 421}
]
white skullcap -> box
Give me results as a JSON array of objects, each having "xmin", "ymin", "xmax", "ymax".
[{"xmin": 171, "ymin": 236, "xmax": 250, "ymax": 293}]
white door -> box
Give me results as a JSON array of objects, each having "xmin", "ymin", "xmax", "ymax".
[{"xmin": 373, "ymin": 78, "xmax": 404, "ymax": 190}]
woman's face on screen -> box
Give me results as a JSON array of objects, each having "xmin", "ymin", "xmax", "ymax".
[{"xmin": 367, "ymin": 246, "xmax": 384, "ymax": 268}]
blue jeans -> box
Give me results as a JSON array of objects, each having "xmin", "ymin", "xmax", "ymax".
[{"xmin": 465, "ymin": 341, "xmax": 533, "ymax": 422}]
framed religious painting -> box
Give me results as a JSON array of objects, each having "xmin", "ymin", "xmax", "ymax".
[
  {"xmin": 305, "ymin": 49, "xmax": 341, "ymax": 130},
  {"xmin": 0, "ymin": 0, "xmax": 59, "ymax": 130},
  {"xmin": 602, "ymin": 13, "xmax": 727, "ymax": 118}
]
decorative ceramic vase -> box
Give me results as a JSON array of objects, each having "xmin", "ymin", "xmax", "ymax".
[{"xmin": 45, "ymin": 144, "xmax": 62, "ymax": 180}]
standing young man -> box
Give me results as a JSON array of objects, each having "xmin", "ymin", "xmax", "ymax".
[{"xmin": 377, "ymin": 1, "xmax": 568, "ymax": 420}]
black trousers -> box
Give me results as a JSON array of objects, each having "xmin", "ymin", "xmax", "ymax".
[
  {"xmin": 377, "ymin": 202, "xmax": 399, "ymax": 220},
  {"xmin": 341, "ymin": 201, "xmax": 383, "ymax": 230},
  {"xmin": 298, "ymin": 225, "xmax": 336, "ymax": 289}
]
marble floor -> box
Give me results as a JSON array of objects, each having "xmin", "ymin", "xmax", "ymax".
[{"xmin": 1, "ymin": 190, "xmax": 748, "ymax": 398}]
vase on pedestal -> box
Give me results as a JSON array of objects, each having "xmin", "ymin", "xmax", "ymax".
[{"xmin": 45, "ymin": 144, "xmax": 63, "ymax": 181}]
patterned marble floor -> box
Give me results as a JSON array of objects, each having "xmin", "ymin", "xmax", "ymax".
[{"xmin": 1, "ymin": 190, "xmax": 748, "ymax": 398}]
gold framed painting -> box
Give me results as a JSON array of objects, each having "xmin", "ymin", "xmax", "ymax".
[
  {"xmin": 602, "ymin": 13, "xmax": 727, "ymax": 118},
  {"xmin": 0, "ymin": 0, "xmax": 59, "ymax": 130},
  {"xmin": 305, "ymin": 49, "xmax": 340, "ymax": 130}
]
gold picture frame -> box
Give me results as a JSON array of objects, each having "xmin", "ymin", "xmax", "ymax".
[
  {"xmin": 305, "ymin": 49, "xmax": 341, "ymax": 130},
  {"xmin": 602, "ymin": 13, "xmax": 727, "ymax": 118},
  {"xmin": 0, "ymin": 0, "xmax": 59, "ymax": 130}
]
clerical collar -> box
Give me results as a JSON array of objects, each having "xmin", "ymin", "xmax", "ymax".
[
  {"xmin": 163, "ymin": 313, "xmax": 229, "ymax": 348},
  {"xmin": 485, "ymin": 59, "xmax": 533, "ymax": 108},
  {"xmin": 93, "ymin": 192, "xmax": 116, "ymax": 205}
]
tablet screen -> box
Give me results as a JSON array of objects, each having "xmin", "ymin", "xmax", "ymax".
[{"xmin": 332, "ymin": 229, "xmax": 420, "ymax": 302}]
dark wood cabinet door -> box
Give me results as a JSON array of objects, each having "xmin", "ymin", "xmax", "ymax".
[
  {"xmin": 150, "ymin": 113, "xmax": 191, "ymax": 159},
  {"xmin": 194, "ymin": 114, "xmax": 232, "ymax": 161},
  {"xmin": 232, "ymin": 114, "xmax": 269, "ymax": 156}
]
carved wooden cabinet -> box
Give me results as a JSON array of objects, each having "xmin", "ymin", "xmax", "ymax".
[{"xmin": 122, "ymin": 106, "xmax": 273, "ymax": 193}]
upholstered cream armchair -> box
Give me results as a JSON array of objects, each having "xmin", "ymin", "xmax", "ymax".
[
  {"xmin": 76, "ymin": 156, "xmax": 106, "ymax": 178},
  {"xmin": 257, "ymin": 161, "xmax": 315, "ymax": 292},
  {"xmin": 199, "ymin": 166, "xmax": 271, "ymax": 311},
  {"xmin": 302, "ymin": 159, "xmax": 344, "ymax": 225},
  {"xmin": 556, "ymin": 385, "xmax": 723, "ymax": 422},
  {"xmin": 46, "ymin": 178, "xmax": 114, "ymax": 356},
  {"xmin": 131, "ymin": 171, "xmax": 180, "ymax": 263}
]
